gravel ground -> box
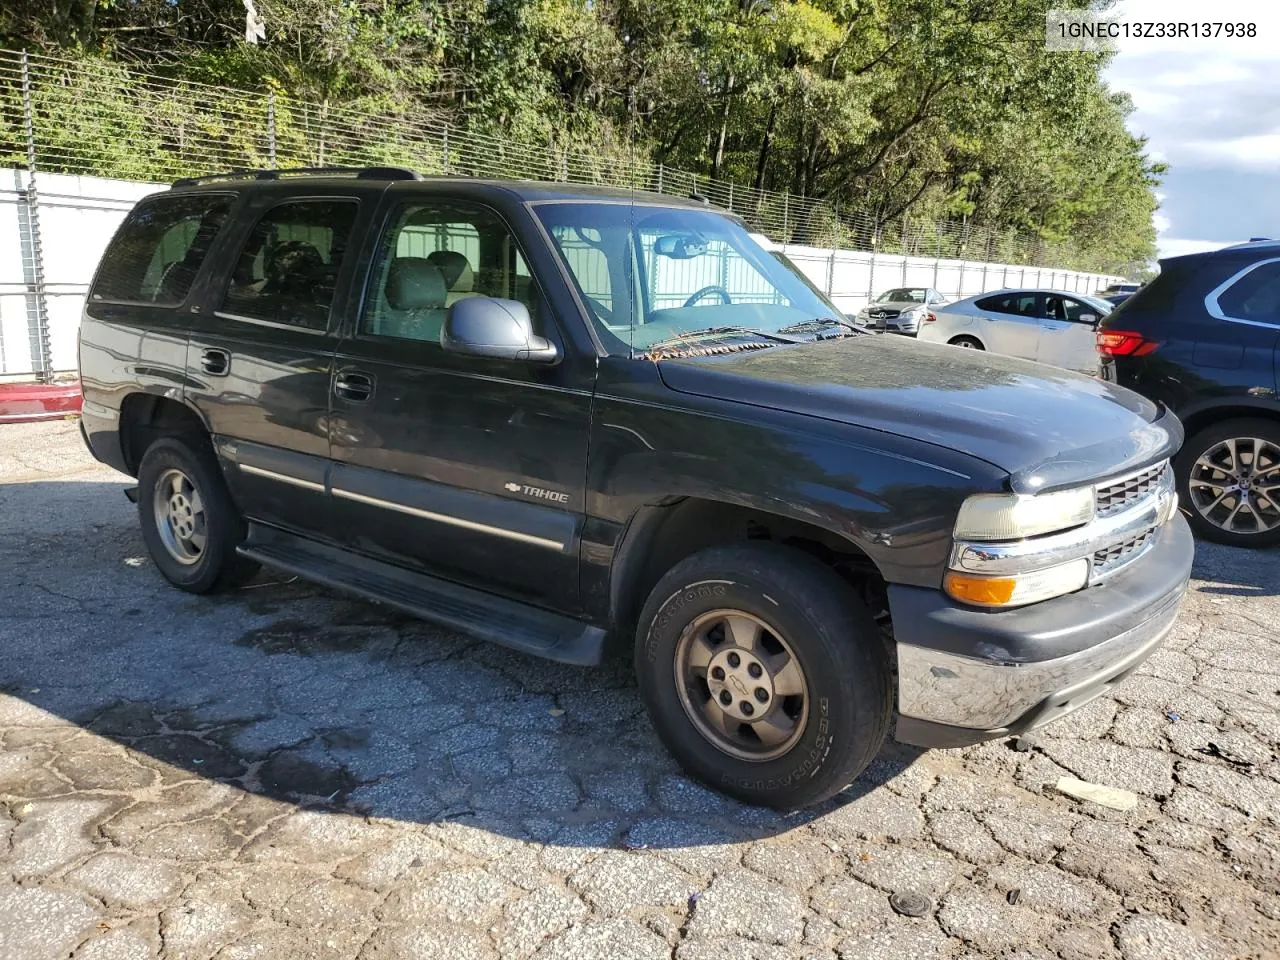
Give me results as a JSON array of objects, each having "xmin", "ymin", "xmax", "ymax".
[{"xmin": 1, "ymin": 419, "xmax": 1278, "ymax": 960}]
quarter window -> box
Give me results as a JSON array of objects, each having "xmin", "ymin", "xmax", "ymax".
[
  {"xmin": 220, "ymin": 199, "xmax": 358, "ymax": 331},
  {"xmin": 91, "ymin": 193, "xmax": 232, "ymax": 305},
  {"xmin": 362, "ymin": 201, "xmax": 539, "ymax": 344},
  {"xmin": 1216, "ymin": 261, "xmax": 1280, "ymax": 325}
]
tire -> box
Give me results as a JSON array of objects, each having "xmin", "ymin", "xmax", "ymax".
[
  {"xmin": 948, "ymin": 335, "xmax": 983, "ymax": 350},
  {"xmin": 634, "ymin": 543, "xmax": 892, "ymax": 809},
  {"xmin": 1175, "ymin": 418, "xmax": 1280, "ymax": 548},
  {"xmin": 136, "ymin": 436, "xmax": 260, "ymax": 593}
]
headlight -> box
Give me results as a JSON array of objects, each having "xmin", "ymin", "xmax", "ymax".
[
  {"xmin": 954, "ymin": 487, "xmax": 1094, "ymax": 541},
  {"xmin": 944, "ymin": 559, "xmax": 1089, "ymax": 608},
  {"xmin": 857, "ymin": 308, "xmax": 870, "ymax": 318}
]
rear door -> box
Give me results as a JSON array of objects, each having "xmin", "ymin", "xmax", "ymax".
[
  {"xmin": 1036, "ymin": 294, "xmax": 1103, "ymax": 373},
  {"xmin": 185, "ymin": 187, "xmax": 373, "ymax": 539},
  {"xmin": 1207, "ymin": 257, "xmax": 1280, "ymax": 397},
  {"xmin": 972, "ymin": 291, "xmax": 1043, "ymax": 360},
  {"xmin": 326, "ymin": 192, "xmax": 593, "ymax": 612}
]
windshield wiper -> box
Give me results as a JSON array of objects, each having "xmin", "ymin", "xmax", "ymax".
[
  {"xmin": 778, "ymin": 316, "xmax": 866, "ymax": 336},
  {"xmin": 642, "ymin": 326, "xmax": 803, "ymax": 354}
]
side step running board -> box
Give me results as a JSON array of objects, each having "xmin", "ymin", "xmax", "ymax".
[{"xmin": 238, "ymin": 523, "xmax": 607, "ymax": 666}]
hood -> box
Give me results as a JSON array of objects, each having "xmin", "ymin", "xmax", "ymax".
[
  {"xmin": 862, "ymin": 301, "xmax": 925, "ymax": 313},
  {"xmin": 657, "ymin": 335, "xmax": 1179, "ymax": 493}
]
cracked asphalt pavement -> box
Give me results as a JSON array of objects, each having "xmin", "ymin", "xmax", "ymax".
[{"xmin": 2, "ymin": 420, "xmax": 1278, "ymax": 960}]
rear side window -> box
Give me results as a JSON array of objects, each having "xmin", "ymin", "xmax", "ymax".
[
  {"xmin": 1216, "ymin": 260, "xmax": 1280, "ymax": 326},
  {"xmin": 220, "ymin": 199, "xmax": 358, "ymax": 331},
  {"xmin": 975, "ymin": 292, "xmax": 1037, "ymax": 316},
  {"xmin": 92, "ymin": 194, "xmax": 232, "ymax": 305}
]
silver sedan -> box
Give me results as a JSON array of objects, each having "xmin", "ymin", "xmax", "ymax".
[
  {"xmin": 917, "ymin": 288, "xmax": 1114, "ymax": 373},
  {"xmin": 855, "ymin": 287, "xmax": 949, "ymax": 335}
]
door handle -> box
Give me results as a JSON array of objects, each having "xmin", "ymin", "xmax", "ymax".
[
  {"xmin": 334, "ymin": 370, "xmax": 374, "ymax": 402},
  {"xmin": 200, "ymin": 348, "xmax": 230, "ymax": 376}
]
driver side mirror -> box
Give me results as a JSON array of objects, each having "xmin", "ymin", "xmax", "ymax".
[
  {"xmin": 1079, "ymin": 313, "xmax": 1099, "ymax": 325},
  {"xmin": 442, "ymin": 297, "xmax": 558, "ymax": 364}
]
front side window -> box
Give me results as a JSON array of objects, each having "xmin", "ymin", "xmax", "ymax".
[
  {"xmin": 92, "ymin": 193, "xmax": 233, "ymax": 305},
  {"xmin": 361, "ymin": 200, "xmax": 539, "ymax": 344},
  {"xmin": 220, "ymin": 199, "xmax": 357, "ymax": 331},
  {"xmin": 1216, "ymin": 261, "xmax": 1280, "ymax": 325},
  {"xmin": 535, "ymin": 202, "xmax": 838, "ymax": 355}
]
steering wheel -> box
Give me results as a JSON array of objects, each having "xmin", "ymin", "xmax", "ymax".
[{"xmin": 683, "ymin": 285, "xmax": 732, "ymax": 308}]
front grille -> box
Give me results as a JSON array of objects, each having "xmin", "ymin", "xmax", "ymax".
[
  {"xmin": 1093, "ymin": 526, "xmax": 1155, "ymax": 574},
  {"xmin": 1095, "ymin": 461, "xmax": 1168, "ymax": 516},
  {"xmin": 869, "ymin": 309, "xmax": 901, "ymax": 319}
]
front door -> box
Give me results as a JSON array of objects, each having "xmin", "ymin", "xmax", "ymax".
[
  {"xmin": 185, "ymin": 191, "xmax": 367, "ymax": 539},
  {"xmin": 1036, "ymin": 294, "xmax": 1102, "ymax": 373},
  {"xmin": 327, "ymin": 196, "xmax": 593, "ymax": 613}
]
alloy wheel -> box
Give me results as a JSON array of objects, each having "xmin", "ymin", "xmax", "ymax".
[
  {"xmin": 1188, "ymin": 436, "xmax": 1280, "ymax": 535},
  {"xmin": 674, "ymin": 609, "xmax": 809, "ymax": 761},
  {"xmin": 152, "ymin": 467, "xmax": 207, "ymax": 565}
]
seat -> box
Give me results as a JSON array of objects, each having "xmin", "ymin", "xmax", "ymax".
[
  {"xmin": 427, "ymin": 250, "xmax": 478, "ymax": 307},
  {"xmin": 381, "ymin": 257, "xmax": 448, "ymax": 342}
]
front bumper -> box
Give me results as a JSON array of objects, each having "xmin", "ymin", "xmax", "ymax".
[{"xmin": 891, "ymin": 511, "xmax": 1193, "ymax": 748}]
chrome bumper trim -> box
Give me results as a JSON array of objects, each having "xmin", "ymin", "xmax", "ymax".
[{"xmin": 896, "ymin": 583, "xmax": 1184, "ymax": 731}]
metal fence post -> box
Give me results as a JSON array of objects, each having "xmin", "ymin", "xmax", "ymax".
[
  {"xmin": 442, "ymin": 123, "xmax": 451, "ymax": 174},
  {"xmin": 782, "ymin": 191, "xmax": 790, "ymax": 239},
  {"xmin": 826, "ymin": 249, "xmax": 836, "ymax": 298},
  {"xmin": 656, "ymin": 162, "xmax": 664, "ymax": 194},
  {"xmin": 19, "ymin": 52, "xmax": 52, "ymax": 382},
  {"xmin": 266, "ymin": 91, "xmax": 277, "ymax": 169}
]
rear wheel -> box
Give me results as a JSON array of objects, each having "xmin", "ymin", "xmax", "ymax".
[
  {"xmin": 948, "ymin": 335, "xmax": 983, "ymax": 350},
  {"xmin": 1176, "ymin": 418, "xmax": 1280, "ymax": 547},
  {"xmin": 635, "ymin": 544, "xmax": 892, "ymax": 808},
  {"xmin": 137, "ymin": 436, "xmax": 260, "ymax": 592}
]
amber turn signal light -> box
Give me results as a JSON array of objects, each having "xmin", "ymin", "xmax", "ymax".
[{"xmin": 943, "ymin": 572, "xmax": 1017, "ymax": 606}]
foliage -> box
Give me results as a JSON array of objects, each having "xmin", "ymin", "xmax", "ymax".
[{"xmin": 0, "ymin": 0, "xmax": 1160, "ymax": 269}]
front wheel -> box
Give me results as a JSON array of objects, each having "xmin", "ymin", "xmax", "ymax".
[
  {"xmin": 635, "ymin": 544, "xmax": 892, "ymax": 808},
  {"xmin": 948, "ymin": 335, "xmax": 983, "ymax": 350},
  {"xmin": 1176, "ymin": 418, "xmax": 1280, "ymax": 547}
]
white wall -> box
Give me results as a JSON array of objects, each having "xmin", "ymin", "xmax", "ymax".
[
  {"xmin": 765, "ymin": 240, "xmax": 1123, "ymax": 315},
  {"xmin": 0, "ymin": 170, "xmax": 159, "ymax": 375},
  {"xmin": 0, "ymin": 170, "xmax": 1122, "ymax": 376}
]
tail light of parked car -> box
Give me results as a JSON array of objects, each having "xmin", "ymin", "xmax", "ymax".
[{"xmin": 1096, "ymin": 330, "xmax": 1157, "ymax": 358}]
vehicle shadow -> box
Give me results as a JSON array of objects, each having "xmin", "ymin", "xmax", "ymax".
[
  {"xmin": 1189, "ymin": 537, "xmax": 1280, "ymax": 598},
  {"xmin": 0, "ymin": 478, "xmax": 926, "ymax": 848}
]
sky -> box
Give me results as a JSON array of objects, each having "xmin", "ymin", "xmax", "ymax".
[{"xmin": 1101, "ymin": 0, "xmax": 1280, "ymax": 260}]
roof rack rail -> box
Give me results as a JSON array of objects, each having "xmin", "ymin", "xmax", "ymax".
[{"xmin": 171, "ymin": 166, "xmax": 423, "ymax": 188}]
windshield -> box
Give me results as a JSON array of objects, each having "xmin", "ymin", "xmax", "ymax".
[
  {"xmin": 534, "ymin": 202, "xmax": 838, "ymax": 356},
  {"xmin": 875, "ymin": 288, "xmax": 927, "ymax": 303}
]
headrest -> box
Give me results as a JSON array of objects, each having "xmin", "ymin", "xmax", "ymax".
[
  {"xmin": 427, "ymin": 250, "xmax": 474, "ymax": 292},
  {"xmin": 386, "ymin": 257, "xmax": 446, "ymax": 310},
  {"xmin": 265, "ymin": 240, "xmax": 324, "ymax": 285}
]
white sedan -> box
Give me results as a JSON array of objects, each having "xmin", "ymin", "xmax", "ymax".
[{"xmin": 917, "ymin": 288, "xmax": 1114, "ymax": 373}]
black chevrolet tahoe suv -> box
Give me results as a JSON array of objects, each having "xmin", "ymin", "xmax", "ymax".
[
  {"xmin": 1099, "ymin": 240, "xmax": 1280, "ymax": 547},
  {"xmin": 80, "ymin": 167, "xmax": 1193, "ymax": 808}
]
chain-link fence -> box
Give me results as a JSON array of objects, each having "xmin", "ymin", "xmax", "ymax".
[{"xmin": 0, "ymin": 48, "xmax": 1133, "ymax": 272}]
